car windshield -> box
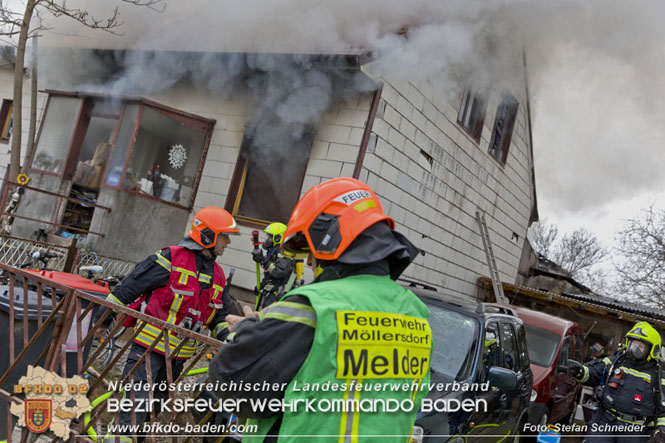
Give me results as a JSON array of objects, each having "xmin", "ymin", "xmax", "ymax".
[
  {"xmin": 427, "ymin": 305, "xmax": 478, "ymax": 380},
  {"xmin": 524, "ymin": 324, "xmax": 560, "ymax": 367}
]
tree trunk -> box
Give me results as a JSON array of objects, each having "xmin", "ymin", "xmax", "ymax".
[
  {"xmin": 9, "ymin": 0, "xmax": 36, "ymax": 182},
  {"xmin": 24, "ymin": 34, "xmax": 38, "ymax": 171}
]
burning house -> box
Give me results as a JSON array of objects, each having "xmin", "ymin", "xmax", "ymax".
[{"xmin": 0, "ymin": 4, "xmax": 538, "ymax": 301}]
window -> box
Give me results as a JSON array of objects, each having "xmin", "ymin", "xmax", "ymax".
[
  {"xmin": 515, "ymin": 323, "xmax": 531, "ymax": 371},
  {"xmin": 499, "ymin": 322, "xmax": 519, "ymax": 372},
  {"xmin": 31, "ymin": 93, "xmax": 214, "ymax": 211},
  {"xmin": 31, "ymin": 96, "xmax": 83, "ymax": 174},
  {"xmin": 457, "ymin": 85, "xmax": 487, "ymax": 142},
  {"xmin": 428, "ymin": 306, "xmax": 478, "ymax": 380},
  {"xmin": 119, "ymin": 106, "xmax": 209, "ymax": 207},
  {"xmin": 0, "ymin": 99, "xmax": 13, "ymax": 142},
  {"xmin": 559, "ymin": 337, "xmax": 572, "ymax": 366},
  {"xmin": 484, "ymin": 322, "xmax": 501, "ymax": 369},
  {"xmin": 227, "ymin": 123, "xmax": 314, "ymax": 225},
  {"xmin": 488, "ymin": 91, "xmax": 519, "ymax": 164},
  {"xmin": 573, "ymin": 334, "xmax": 584, "ymax": 363}
]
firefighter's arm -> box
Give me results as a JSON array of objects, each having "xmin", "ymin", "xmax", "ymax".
[
  {"xmin": 210, "ymin": 278, "xmax": 234, "ymax": 341},
  {"xmin": 266, "ymin": 256, "xmax": 294, "ymax": 282},
  {"xmin": 650, "ymin": 373, "xmax": 665, "ymax": 443},
  {"xmin": 108, "ymin": 248, "xmax": 171, "ymax": 306},
  {"xmin": 571, "ymin": 357, "xmax": 614, "ymax": 386},
  {"xmin": 93, "ymin": 249, "xmax": 171, "ymax": 328},
  {"xmin": 208, "ymin": 295, "xmax": 315, "ymax": 418}
]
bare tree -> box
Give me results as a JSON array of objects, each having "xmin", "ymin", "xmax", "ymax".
[
  {"xmin": 614, "ymin": 204, "xmax": 665, "ymax": 306},
  {"xmin": 1, "ymin": 0, "xmax": 163, "ymax": 182},
  {"xmin": 529, "ymin": 220, "xmax": 559, "ymax": 260},
  {"xmin": 529, "ymin": 221, "xmax": 608, "ymax": 288}
]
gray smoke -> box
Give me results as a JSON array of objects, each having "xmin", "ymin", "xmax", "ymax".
[{"xmin": 25, "ymin": 0, "xmax": 665, "ymax": 218}]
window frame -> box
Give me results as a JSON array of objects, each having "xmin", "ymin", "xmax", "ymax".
[
  {"xmin": 498, "ymin": 321, "xmax": 520, "ymax": 372},
  {"xmin": 225, "ymin": 126, "xmax": 314, "ymax": 228},
  {"xmin": 457, "ymin": 84, "xmax": 488, "ymax": 143},
  {"xmin": 488, "ymin": 91, "xmax": 519, "ymax": 165},
  {"xmin": 0, "ymin": 99, "xmax": 13, "ymax": 143},
  {"xmin": 30, "ymin": 91, "xmax": 216, "ymax": 211}
]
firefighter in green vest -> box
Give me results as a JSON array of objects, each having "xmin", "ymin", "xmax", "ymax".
[{"xmin": 209, "ymin": 177, "xmax": 432, "ymax": 442}]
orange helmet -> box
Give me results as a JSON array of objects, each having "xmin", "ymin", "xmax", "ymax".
[
  {"xmin": 282, "ymin": 177, "xmax": 394, "ymax": 260},
  {"xmin": 188, "ymin": 206, "xmax": 240, "ymax": 248}
]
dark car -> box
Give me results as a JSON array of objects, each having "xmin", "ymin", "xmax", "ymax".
[
  {"xmin": 409, "ymin": 288, "xmax": 534, "ymax": 443},
  {"xmin": 512, "ymin": 306, "xmax": 584, "ymax": 427}
]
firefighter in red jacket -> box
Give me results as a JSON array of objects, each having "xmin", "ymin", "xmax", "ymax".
[{"xmin": 95, "ymin": 206, "xmax": 239, "ymax": 440}]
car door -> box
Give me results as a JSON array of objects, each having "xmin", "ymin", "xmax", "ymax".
[
  {"xmin": 468, "ymin": 321, "xmax": 506, "ymax": 442},
  {"xmin": 497, "ymin": 321, "xmax": 523, "ymax": 436},
  {"xmin": 551, "ymin": 336, "xmax": 576, "ymax": 421}
]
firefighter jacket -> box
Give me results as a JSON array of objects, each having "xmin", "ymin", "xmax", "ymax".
[
  {"xmin": 107, "ymin": 242, "xmax": 229, "ymax": 360},
  {"xmin": 209, "ymin": 259, "xmax": 431, "ymax": 443},
  {"xmin": 257, "ymin": 247, "xmax": 294, "ymax": 308},
  {"xmin": 577, "ymin": 354, "xmax": 665, "ymax": 427}
]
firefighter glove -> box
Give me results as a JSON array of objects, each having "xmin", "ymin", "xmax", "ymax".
[
  {"xmin": 252, "ymin": 248, "xmax": 265, "ymax": 264},
  {"xmin": 566, "ymin": 359, "xmax": 584, "ymax": 379}
]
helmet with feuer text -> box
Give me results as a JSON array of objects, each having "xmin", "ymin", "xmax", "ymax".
[{"xmin": 282, "ymin": 177, "xmax": 394, "ymax": 261}]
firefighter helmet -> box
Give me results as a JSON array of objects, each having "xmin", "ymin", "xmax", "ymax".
[
  {"xmin": 282, "ymin": 177, "xmax": 394, "ymax": 260},
  {"xmin": 264, "ymin": 222, "xmax": 287, "ymax": 245},
  {"xmin": 624, "ymin": 321, "xmax": 661, "ymax": 360},
  {"xmin": 188, "ymin": 206, "xmax": 240, "ymax": 249}
]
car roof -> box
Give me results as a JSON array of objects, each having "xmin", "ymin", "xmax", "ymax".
[
  {"xmin": 511, "ymin": 305, "xmax": 582, "ymax": 335},
  {"xmin": 406, "ymin": 286, "xmax": 521, "ymax": 322}
]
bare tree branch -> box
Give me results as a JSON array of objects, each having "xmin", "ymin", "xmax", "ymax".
[{"xmin": 614, "ymin": 204, "xmax": 665, "ymax": 307}]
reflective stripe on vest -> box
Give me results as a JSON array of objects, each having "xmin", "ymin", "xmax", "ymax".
[
  {"xmin": 174, "ymin": 267, "xmax": 197, "ymax": 285},
  {"xmin": 259, "ymin": 301, "xmax": 317, "ymax": 328},
  {"xmin": 199, "ymin": 273, "xmax": 212, "ymax": 284},
  {"xmin": 135, "ymin": 322, "xmax": 198, "ymax": 359}
]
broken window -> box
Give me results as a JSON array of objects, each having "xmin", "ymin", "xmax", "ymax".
[
  {"xmin": 0, "ymin": 99, "xmax": 13, "ymax": 142},
  {"xmin": 488, "ymin": 92, "xmax": 519, "ymax": 165},
  {"xmin": 457, "ymin": 85, "xmax": 487, "ymax": 142},
  {"xmin": 227, "ymin": 124, "xmax": 314, "ymax": 225}
]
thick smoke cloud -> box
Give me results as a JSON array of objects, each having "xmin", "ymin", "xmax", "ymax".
[{"xmin": 26, "ymin": 0, "xmax": 665, "ymax": 218}]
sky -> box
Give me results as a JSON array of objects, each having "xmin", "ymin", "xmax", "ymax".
[{"xmin": 6, "ymin": 0, "xmax": 665, "ymax": 259}]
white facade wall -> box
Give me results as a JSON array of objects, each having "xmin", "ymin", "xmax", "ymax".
[{"xmin": 357, "ymin": 70, "xmax": 534, "ymax": 302}]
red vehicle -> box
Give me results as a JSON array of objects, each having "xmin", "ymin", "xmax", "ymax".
[{"xmin": 512, "ymin": 306, "xmax": 584, "ymax": 426}]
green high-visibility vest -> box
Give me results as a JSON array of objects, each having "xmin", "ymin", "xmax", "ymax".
[{"xmin": 244, "ymin": 274, "xmax": 432, "ymax": 443}]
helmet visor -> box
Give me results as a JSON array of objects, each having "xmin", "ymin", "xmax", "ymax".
[{"xmin": 627, "ymin": 339, "xmax": 650, "ymax": 360}]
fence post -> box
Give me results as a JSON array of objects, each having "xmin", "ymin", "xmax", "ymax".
[{"xmin": 63, "ymin": 237, "xmax": 78, "ymax": 272}]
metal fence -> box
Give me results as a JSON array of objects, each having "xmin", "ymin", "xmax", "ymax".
[
  {"xmin": 0, "ymin": 263, "xmax": 224, "ymax": 443},
  {"xmin": 0, "ymin": 234, "xmax": 136, "ymax": 278}
]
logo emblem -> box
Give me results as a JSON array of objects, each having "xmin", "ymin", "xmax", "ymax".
[
  {"xmin": 25, "ymin": 399, "xmax": 52, "ymax": 433},
  {"xmin": 635, "ymin": 394, "xmax": 642, "ymax": 402}
]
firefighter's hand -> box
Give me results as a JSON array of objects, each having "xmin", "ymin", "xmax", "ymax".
[
  {"xmin": 226, "ymin": 305, "xmax": 259, "ymax": 332},
  {"xmin": 648, "ymin": 428, "xmax": 665, "ymax": 443},
  {"xmin": 566, "ymin": 359, "xmax": 584, "ymax": 379},
  {"xmin": 251, "ymin": 249, "xmax": 264, "ymax": 264}
]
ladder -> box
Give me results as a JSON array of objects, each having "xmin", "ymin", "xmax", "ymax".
[{"xmin": 476, "ymin": 210, "xmax": 508, "ymax": 304}]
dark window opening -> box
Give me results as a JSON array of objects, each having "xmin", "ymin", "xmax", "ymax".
[
  {"xmin": 0, "ymin": 99, "xmax": 13, "ymax": 143},
  {"xmin": 227, "ymin": 123, "xmax": 314, "ymax": 226},
  {"xmin": 488, "ymin": 92, "xmax": 519, "ymax": 165},
  {"xmin": 457, "ymin": 86, "xmax": 487, "ymax": 142}
]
